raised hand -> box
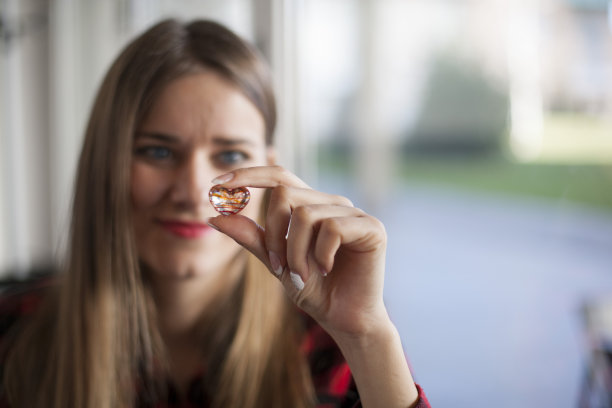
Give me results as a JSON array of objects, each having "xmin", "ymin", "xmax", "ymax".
[
  {"xmin": 207, "ymin": 165, "xmax": 421, "ymax": 408},
  {"xmin": 207, "ymin": 165, "xmax": 389, "ymax": 339}
]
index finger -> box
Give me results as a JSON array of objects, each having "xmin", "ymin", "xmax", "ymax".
[{"xmin": 211, "ymin": 165, "xmax": 310, "ymax": 189}]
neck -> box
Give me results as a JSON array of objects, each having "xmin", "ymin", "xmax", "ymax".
[{"xmin": 150, "ymin": 253, "xmax": 245, "ymax": 343}]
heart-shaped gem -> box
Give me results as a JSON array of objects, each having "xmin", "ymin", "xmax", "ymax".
[{"xmin": 209, "ymin": 185, "xmax": 251, "ymax": 215}]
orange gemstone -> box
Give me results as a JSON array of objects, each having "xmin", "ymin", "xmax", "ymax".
[{"xmin": 209, "ymin": 185, "xmax": 250, "ymax": 215}]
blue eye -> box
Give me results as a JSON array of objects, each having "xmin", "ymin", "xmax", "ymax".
[
  {"xmin": 216, "ymin": 150, "xmax": 248, "ymax": 166},
  {"xmin": 136, "ymin": 146, "xmax": 172, "ymax": 160}
]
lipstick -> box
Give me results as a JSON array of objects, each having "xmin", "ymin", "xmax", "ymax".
[{"xmin": 158, "ymin": 220, "xmax": 213, "ymax": 239}]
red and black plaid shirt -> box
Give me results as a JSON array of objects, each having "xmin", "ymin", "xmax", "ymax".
[{"xmin": 0, "ymin": 275, "xmax": 430, "ymax": 408}]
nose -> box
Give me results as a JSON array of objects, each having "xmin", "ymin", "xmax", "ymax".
[{"xmin": 170, "ymin": 152, "xmax": 210, "ymax": 209}]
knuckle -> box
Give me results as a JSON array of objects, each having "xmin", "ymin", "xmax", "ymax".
[
  {"xmin": 275, "ymin": 184, "xmax": 291, "ymax": 201},
  {"xmin": 353, "ymin": 207, "xmax": 366, "ymax": 216},
  {"xmin": 269, "ymin": 185, "xmax": 289, "ymax": 208},
  {"xmin": 373, "ymin": 216, "xmax": 386, "ymax": 232},
  {"xmin": 247, "ymin": 234, "xmax": 260, "ymax": 249},
  {"xmin": 368, "ymin": 216, "xmax": 387, "ymax": 240},
  {"xmin": 337, "ymin": 195, "xmax": 354, "ymax": 207},
  {"xmin": 322, "ymin": 217, "xmax": 342, "ymax": 235},
  {"xmin": 292, "ymin": 206, "xmax": 313, "ymax": 224}
]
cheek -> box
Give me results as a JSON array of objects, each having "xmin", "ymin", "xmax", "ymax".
[{"xmin": 130, "ymin": 164, "xmax": 168, "ymax": 209}]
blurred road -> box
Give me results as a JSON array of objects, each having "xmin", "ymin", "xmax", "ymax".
[{"xmin": 319, "ymin": 177, "xmax": 612, "ymax": 408}]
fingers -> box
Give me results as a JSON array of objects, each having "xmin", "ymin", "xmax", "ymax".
[
  {"xmin": 206, "ymin": 212, "xmax": 308, "ymax": 298},
  {"xmin": 265, "ymin": 185, "xmax": 353, "ymax": 272},
  {"xmin": 208, "ymin": 206, "xmax": 386, "ymax": 301},
  {"xmin": 313, "ymin": 215, "xmax": 386, "ymax": 273},
  {"xmin": 208, "ymin": 165, "xmax": 385, "ymax": 297},
  {"xmin": 212, "ymin": 165, "xmax": 311, "ymax": 189},
  {"xmin": 285, "ymin": 205, "xmax": 365, "ymax": 282}
]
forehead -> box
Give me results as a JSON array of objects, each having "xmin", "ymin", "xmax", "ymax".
[{"xmin": 140, "ymin": 71, "xmax": 265, "ymax": 144}]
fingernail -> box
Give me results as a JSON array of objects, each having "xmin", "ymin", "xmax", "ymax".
[
  {"xmin": 319, "ymin": 264, "xmax": 328, "ymax": 277},
  {"xmin": 211, "ymin": 172, "xmax": 234, "ymax": 184},
  {"xmin": 289, "ymin": 271, "xmax": 305, "ymax": 291},
  {"xmin": 206, "ymin": 219, "xmax": 220, "ymax": 231},
  {"xmin": 269, "ymin": 251, "xmax": 283, "ymax": 277}
]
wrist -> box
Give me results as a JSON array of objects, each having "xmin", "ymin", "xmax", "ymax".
[
  {"xmin": 329, "ymin": 311, "xmax": 398, "ymax": 356},
  {"xmin": 328, "ymin": 315, "xmax": 420, "ymax": 408}
]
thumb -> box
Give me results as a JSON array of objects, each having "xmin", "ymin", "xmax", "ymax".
[
  {"xmin": 207, "ymin": 215, "xmax": 270, "ymax": 269},
  {"xmin": 208, "ymin": 216, "xmax": 307, "ymax": 299}
]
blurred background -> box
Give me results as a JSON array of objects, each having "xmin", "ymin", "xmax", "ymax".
[{"xmin": 1, "ymin": 0, "xmax": 612, "ymax": 406}]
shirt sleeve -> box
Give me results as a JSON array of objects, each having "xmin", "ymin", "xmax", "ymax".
[
  {"xmin": 0, "ymin": 274, "xmax": 54, "ymax": 408},
  {"xmin": 0, "ymin": 275, "xmax": 52, "ymax": 342}
]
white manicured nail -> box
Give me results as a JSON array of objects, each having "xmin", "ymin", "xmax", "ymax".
[
  {"xmin": 269, "ymin": 251, "xmax": 283, "ymax": 277},
  {"xmin": 206, "ymin": 220, "xmax": 220, "ymax": 231},
  {"xmin": 289, "ymin": 271, "xmax": 305, "ymax": 291},
  {"xmin": 211, "ymin": 172, "xmax": 234, "ymax": 184}
]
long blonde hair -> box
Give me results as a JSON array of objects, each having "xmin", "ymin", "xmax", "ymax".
[{"xmin": 4, "ymin": 19, "xmax": 314, "ymax": 408}]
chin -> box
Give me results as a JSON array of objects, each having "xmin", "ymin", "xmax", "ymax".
[
  {"xmin": 139, "ymin": 238, "xmax": 243, "ymax": 282},
  {"xmin": 167, "ymin": 260, "xmax": 216, "ymax": 279},
  {"xmin": 140, "ymin": 255, "xmax": 211, "ymax": 281}
]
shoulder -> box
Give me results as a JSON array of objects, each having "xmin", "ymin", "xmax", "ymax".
[
  {"xmin": 0, "ymin": 272, "xmax": 55, "ymax": 407},
  {"xmin": 0, "ymin": 272, "xmax": 55, "ymax": 345}
]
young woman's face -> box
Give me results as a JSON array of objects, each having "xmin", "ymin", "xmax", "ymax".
[{"xmin": 131, "ymin": 71, "xmax": 271, "ymax": 279}]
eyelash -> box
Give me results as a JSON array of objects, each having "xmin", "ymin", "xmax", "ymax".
[
  {"xmin": 134, "ymin": 146, "xmax": 250, "ymax": 167},
  {"xmin": 215, "ymin": 150, "xmax": 249, "ymax": 166},
  {"xmin": 134, "ymin": 146, "xmax": 173, "ymax": 160}
]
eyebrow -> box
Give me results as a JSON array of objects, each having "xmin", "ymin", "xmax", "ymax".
[
  {"xmin": 135, "ymin": 132, "xmax": 180, "ymax": 143},
  {"xmin": 211, "ymin": 136, "xmax": 256, "ymax": 147},
  {"xmin": 135, "ymin": 132, "xmax": 258, "ymax": 147}
]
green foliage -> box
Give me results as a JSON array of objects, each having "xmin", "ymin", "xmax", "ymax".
[
  {"xmin": 396, "ymin": 154, "xmax": 612, "ymax": 211},
  {"xmin": 317, "ymin": 147, "xmax": 612, "ymax": 211}
]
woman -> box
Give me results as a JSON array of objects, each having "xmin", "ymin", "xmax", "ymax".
[{"xmin": 0, "ymin": 19, "xmax": 430, "ymax": 407}]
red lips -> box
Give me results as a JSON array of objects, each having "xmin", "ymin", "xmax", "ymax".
[{"xmin": 158, "ymin": 220, "xmax": 212, "ymax": 239}]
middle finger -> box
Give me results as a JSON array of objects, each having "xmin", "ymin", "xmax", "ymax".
[
  {"xmin": 265, "ymin": 186, "xmax": 354, "ymax": 269},
  {"xmin": 284, "ymin": 204, "xmax": 364, "ymax": 284}
]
